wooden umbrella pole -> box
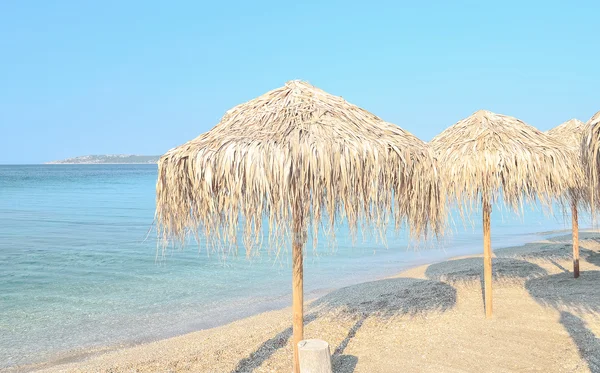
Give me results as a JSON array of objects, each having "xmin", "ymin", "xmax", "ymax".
[
  {"xmin": 572, "ymin": 200, "xmax": 580, "ymax": 278},
  {"xmin": 483, "ymin": 197, "xmax": 493, "ymax": 318},
  {"xmin": 292, "ymin": 223, "xmax": 304, "ymax": 373}
]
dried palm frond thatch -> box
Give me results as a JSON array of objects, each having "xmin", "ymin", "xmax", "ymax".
[
  {"xmin": 548, "ymin": 119, "xmax": 587, "ymax": 152},
  {"xmin": 155, "ymin": 80, "xmax": 445, "ymax": 372},
  {"xmin": 430, "ymin": 110, "xmax": 578, "ymax": 318},
  {"xmin": 431, "ymin": 110, "xmax": 578, "ymax": 211},
  {"xmin": 547, "ymin": 118, "xmax": 587, "ymax": 278},
  {"xmin": 156, "ymin": 80, "xmax": 444, "ymax": 251},
  {"xmin": 581, "ymin": 111, "xmax": 600, "ymax": 210}
]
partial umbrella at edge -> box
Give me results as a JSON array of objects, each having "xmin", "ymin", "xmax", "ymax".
[
  {"xmin": 430, "ymin": 110, "xmax": 577, "ymax": 318},
  {"xmin": 546, "ymin": 119, "xmax": 587, "ymax": 278},
  {"xmin": 582, "ymin": 111, "xmax": 600, "ymax": 212},
  {"xmin": 155, "ymin": 80, "xmax": 445, "ymax": 372}
]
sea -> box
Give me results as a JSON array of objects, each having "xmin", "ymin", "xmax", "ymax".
[{"xmin": 0, "ymin": 164, "xmax": 586, "ymax": 369}]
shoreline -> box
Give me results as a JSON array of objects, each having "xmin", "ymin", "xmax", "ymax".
[
  {"xmin": 5, "ymin": 253, "xmax": 455, "ymax": 372},
  {"xmin": 10, "ymin": 228, "xmax": 600, "ymax": 373}
]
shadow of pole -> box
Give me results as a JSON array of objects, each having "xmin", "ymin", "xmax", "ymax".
[
  {"xmin": 479, "ymin": 277, "xmax": 488, "ymax": 315},
  {"xmin": 333, "ymin": 315, "xmax": 366, "ymax": 356},
  {"xmin": 233, "ymin": 277, "xmax": 457, "ymax": 373},
  {"xmin": 333, "ymin": 355, "xmax": 358, "ymax": 373},
  {"xmin": 231, "ymin": 313, "xmax": 318, "ymax": 373},
  {"xmin": 331, "ymin": 314, "xmax": 366, "ymax": 373},
  {"xmin": 559, "ymin": 311, "xmax": 600, "ymax": 372},
  {"xmin": 549, "ymin": 259, "xmax": 570, "ymax": 274},
  {"xmin": 313, "ymin": 277, "xmax": 456, "ymax": 372}
]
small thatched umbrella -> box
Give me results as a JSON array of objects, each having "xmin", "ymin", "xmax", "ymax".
[
  {"xmin": 582, "ymin": 111, "xmax": 600, "ymax": 211},
  {"xmin": 430, "ymin": 110, "xmax": 576, "ymax": 318},
  {"xmin": 155, "ymin": 80, "xmax": 445, "ymax": 372},
  {"xmin": 547, "ymin": 119, "xmax": 586, "ymax": 278}
]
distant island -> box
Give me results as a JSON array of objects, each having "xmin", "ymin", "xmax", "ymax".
[{"xmin": 46, "ymin": 155, "xmax": 161, "ymax": 164}]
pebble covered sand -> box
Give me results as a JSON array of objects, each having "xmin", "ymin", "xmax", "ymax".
[{"xmin": 11, "ymin": 234, "xmax": 600, "ymax": 373}]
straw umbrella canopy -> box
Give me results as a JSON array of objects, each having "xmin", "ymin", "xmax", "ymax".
[
  {"xmin": 155, "ymin": 80, "xmax": 445, "ymax": 372},
  {"xmin": 582, "ymin": 111, "xmax": 600, "ymax": 210},
  {"xmin": 547, "ymin": 119, "xmax": 586, "ymax": 278},
  {"xmin": 430, "ymin": 110, "xmax": 577, "ymax": 318}
]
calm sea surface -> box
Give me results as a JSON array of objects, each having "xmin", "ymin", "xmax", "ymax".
[{"xmin": 0, "ymin": 165, "xmax": 583, "ymax": 368}]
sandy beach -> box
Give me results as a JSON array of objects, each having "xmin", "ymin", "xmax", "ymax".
[
  {"xmin": 4, "ymin": 1, "xmax": 599, "ymax": 372},
  {"xmin": 11, "ymin": 232, "xmax": 600, "ymax": 373}
]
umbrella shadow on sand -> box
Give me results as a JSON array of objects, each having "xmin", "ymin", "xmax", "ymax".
[
  {"xmin": 425, "ymin": 257, "xmax": 547, "ymax": 283},
  {"xmin": 310, "ymin": 277, "xmax": 457, "ymax": 373},
  {"xmin": 425, "ymin": 257, "xmax": 547, "ymax": 311},
  {"xmin": 526, "ymin": 272, "xmax": 600, "ymax": 372},
  {"xmin": 559, "ymin": 311, "xmax": 600, "ymax": 373},
  {"xmin": 231, "ymin": 312, "xmax": 319, "ymax": 373},
  {"xmin": 585, "ymin": 251, "xmax": 600, "ymax": 268},
  {"xmin": 231, "ymin": 278, "xmax": 456, "ymax": 373},
  {"xmin": 496, "ymin": 242, "xmax": 594, "ymax": 274},
  {"xmin": 525, "ymin": 271, "xmax": 600, "ymax": 315}
]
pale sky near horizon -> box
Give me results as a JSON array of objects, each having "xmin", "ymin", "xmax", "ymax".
[{"xmin": 1, "ymin": 1, "xmax": 599, "ymax": 164}]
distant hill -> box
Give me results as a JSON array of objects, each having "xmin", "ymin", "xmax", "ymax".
[{"xmin": 46, "ymin": 155, "xmax": 161, "ymax": 164}]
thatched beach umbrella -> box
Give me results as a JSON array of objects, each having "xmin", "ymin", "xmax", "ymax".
[
  {"xmin": 547, "ymin": 119, "xmax": 586, "ymax": 278},
  {"xmin": 430, "ymin": 110, "xmax": 576, "ymax": 318},
  {"xmin": 582, "ymin": 111, "xmax": 600, "ymax": 211},
  {"xmin": 155, "ymin": 80, "xmax": 445, "ymax": 372}
]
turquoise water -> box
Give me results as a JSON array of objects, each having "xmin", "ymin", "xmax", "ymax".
[{"xmin": 0, "ymin": 165, "xmax": 583, "ymax": 368}]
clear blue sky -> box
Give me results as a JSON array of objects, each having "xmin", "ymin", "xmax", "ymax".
[{"xmin": 1, "ymin": 0, "xmax": 598, "ymax": 164}]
